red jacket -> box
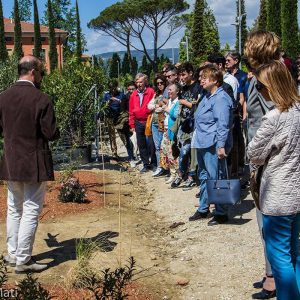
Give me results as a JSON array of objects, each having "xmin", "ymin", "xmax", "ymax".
[{"xmin": 129, "ymin": 87, "xmax": 155, "ymax": 128}]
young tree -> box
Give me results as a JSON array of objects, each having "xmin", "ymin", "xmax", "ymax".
[
  {"xmin": 0, "ymin": 0, "xmax": 8, "ymax": 62},
  {"xmin": 11, "ymin": 0, "xmax": 32, "ymax": 22},
  {"xmin": 122, "ymin": 52, "xmax": 131, "ymax": 75},
  {"xmin": 267, "ymin": 0, "xmax": 281, "ymax": 37},
  {"xmin": 281, "ymin": 0, "xmax": 299, "ymax": 58},
  {"xmin": 75, "ymin": 0, "xmax": 82, "ymax": 62},
  {"xmin": 109, "ymin": 53, "xmax": 121, "ymax": 79},
  {"xmin": 13, "ymin": 0, "xmax": 23, "ymax": 60},
  {"xmin": 48, "ymin": 0, "xmax": 58, "ymax": 72},
  {"xmin": 139, "ymin": 55, "xmax": 152, "ymax": 77},
  {"xmin": 235, "ymin": 0, "xmax": 247, "ymax": 54},
  {"xmin": 257, "ymin": 0, "xmax": 267, "ymax": 31},
  {"xmin": 190, "ymin": 0, "xmax": 205, "ymax": 63},
  {"xmin": 131, "ymin": 57, "xmax": 138, "ymax": 76},
  {"xmin": 33, "ymin": 0, "xmax": 42, "ymax": 58},
  {"xmin": 89, "ymin": 0, "xmax": 189, "ymax": 72}
]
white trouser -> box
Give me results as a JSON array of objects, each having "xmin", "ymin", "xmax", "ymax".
[{"xmin": 6, "ymin": 181, "xmax": 46, "ymax": 265}]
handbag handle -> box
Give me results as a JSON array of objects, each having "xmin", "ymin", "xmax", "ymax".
[{"xmin": 217, "ymin": 158, "xmax": 229, "ymax": 180}]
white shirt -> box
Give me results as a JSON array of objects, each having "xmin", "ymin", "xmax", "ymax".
[
  {"xmin": 223, "ymin": 73, "xmax": 239, "ymax": 101},
  {"xmin": 17, "ymin": 80, "xmax": 35, "ymax": 87}
]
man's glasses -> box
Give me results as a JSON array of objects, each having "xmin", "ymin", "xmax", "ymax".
[
  {"xmin": 166, "ymin": 74, "xmax": 175, "ymax": 78},
  {"xmin": 256, "ymin": 80, "xmax": 265, "ymax": 92}
]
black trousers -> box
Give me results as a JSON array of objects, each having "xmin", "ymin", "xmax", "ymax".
[{"xmin": 135, "ymin": 121, "xmax": 156, "ymax": 167}]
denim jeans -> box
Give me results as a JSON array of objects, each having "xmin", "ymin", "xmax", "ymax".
[
  {"xmin": 196, "ymin": 145, "xmax": 228, "ymax": 216},
  {"xmin": 179, "ymin": 142, "xmax": 191, "ymax": 177},
  {"xmin": 151, "ymin": 123, "xmax": 164, "ymax": 167},
  {"xmin": 263, "ymin": 214, "xmax": 300, "ymax": 300}
]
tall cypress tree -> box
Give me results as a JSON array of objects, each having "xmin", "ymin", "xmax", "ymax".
[
  {"xmin": 33, "ymin": 0, "xmax": 42, "ymax": 58},
  {"xmin": 109, "ymin": 53, "xmax": 120, "ymax": 79},
  {"xmin": 121, "ymin": 52, "xmax": 130, "ymax": 75},
  {"xmin": 0, "ymin": 0, "xmax": 8, "ymax": 62},
  {"xmin": 235, "ymin": 0, "xmax": 247, "ymax": 54},
  {"xmin": 13, "ymin": 0, "xmax": 23, "ymax": 59},
  {"xmin": 48, "ymin": 0, "xmax": 58, "ymax": 72},
  {"xmin": 281, "ymin": 0, "xmax": 299, "ymax": 58},
  {"xmin": 190, "ymin": 0, "xmax": 205, "ymax": 63},
  {"xmin": 267, "ymin": 0, "xmax": 281, "ymax": 37},
  {"xmin": 132, "ymin": 57, "xmax": 138, "ymax": 76},
  {"xmin": 75, "ymin": 0, "xmax": 82, "ymax": 62},
  {"xmin": 257, "ymin": 0, "xmax": 267, "ymax": 31}
]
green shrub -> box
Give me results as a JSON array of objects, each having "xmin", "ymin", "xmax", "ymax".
[
  {"xmin": 0, "ymin": 57, "xmax": 18, "ymax": 93},
  {"xmin": 59, "ymin": 177, "xmax": 86, "ymax": 203},
  {"xmin": 42, "ymin": 56, "xmax": 108, "ymax": 146}
]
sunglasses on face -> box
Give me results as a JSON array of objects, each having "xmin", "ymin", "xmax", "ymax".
[
  {"xmin": 156, "ymin": 81, "xmax": 164, "ymax": 85},
  {"xmin": 256, "ymin": 80, "xmax": 265, "ymax": 92},
  {"xmin": 166, "ymin": 74, "xmax": 175, "ymax": 78}
]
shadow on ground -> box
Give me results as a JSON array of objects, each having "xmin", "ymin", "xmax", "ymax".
[{"xmin": 34, "ymin": 231, "xmax": 119, "ymax": 269}]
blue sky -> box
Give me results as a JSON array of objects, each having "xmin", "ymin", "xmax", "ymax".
[{"xmin": 2, "ymin": 0, "xmax": 300, "ymax": 55}]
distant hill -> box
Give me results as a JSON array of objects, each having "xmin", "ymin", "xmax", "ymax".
[{"xmin": 97, "ymin": 48, "xmax": 180, "ymax": 66}]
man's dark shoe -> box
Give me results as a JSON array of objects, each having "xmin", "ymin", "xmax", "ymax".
[
  {"xmin": 189, "ymin": 210, "xmax": 210, "ymax": 221},
  {"xmin": 171, "ymin": 176, "xmax": 182, "ymax": 188},
  {"xmin": 15, "ymin": 258, "xmax": 47, "ymax": 274},
  {"xmin": 195, "ymin": 191, "xmax": 200, "ymax": 198},
  {"xmin": 140, "ymin": 167, "xmax": 149, "ymax": 173},
  {"xmin": 252, "ymin": 289, "xmax": 276, "ymax": 299},
  {"xmin": 207, "ymin": 215, "xmax": 229, "ymax": 226},
  {"xmin": 182, "ymin": 178, "xmax": 197, "ymax": 191}
]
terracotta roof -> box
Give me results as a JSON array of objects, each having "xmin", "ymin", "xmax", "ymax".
[{"xmin": 4, "ymin": 17, "xmax": 67, "ymax": 35}]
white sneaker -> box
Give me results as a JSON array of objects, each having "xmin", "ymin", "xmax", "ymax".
[
  {"xmin": 152, "ymin": 167, "xmax": 162, "ymax": 176},
  {"xmin": 165, "ymin": 176, "xmax": 174, "ymax": 184},
  {"xmin": 130, "ymin": 160, "xmax": 136, "ymax": 168}
]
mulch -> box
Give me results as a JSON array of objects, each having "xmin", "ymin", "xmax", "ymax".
[{"xmin": 0, "ymin": 171, "xmax": 105, "ymax": 222}]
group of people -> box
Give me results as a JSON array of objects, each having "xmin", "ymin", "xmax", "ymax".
[
  {"xmin": 0, "ymin": 30, "xmax": 300, "ymax": 300},
  {"xmin": 103, "ymin": 31, "xmax": 300, "ymax": 300}
]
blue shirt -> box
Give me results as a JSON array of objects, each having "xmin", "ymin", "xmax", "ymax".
[
  {"xmin": 102, "ymin": 91, "xmax": 125, "ymax": 113},
  {"xmin": 193, "ymin": 87, "xmax": 233, "ymax": 149}
]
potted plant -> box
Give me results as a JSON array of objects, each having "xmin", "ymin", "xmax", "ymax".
[{"xmin": 42, "ymin": 56, "xmax": 107, "ymax": 163}]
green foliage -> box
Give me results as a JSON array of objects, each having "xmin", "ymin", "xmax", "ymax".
[
  {"xmin": 0, "ymin": 0, "xmax": 8, "ymax": 62},
  {"xmin": 0, "ymin": 56, "xmax": 18, "ymax": 93},
  {"xmin": 139, "ymin": 55, "xmax": 152, "ymax": 77},
  {"xmin": 267, "ymin": 0, "xmax": 281, "ymax": 37},
  {"xmin": 257, "ymin": 0, "xmax": 267, "ymax": 31},
  {"xmin": 221, "ymin": 43, "xmax": 231, "ymax": 56},
  {"xmin": 42, "ymin": 57, "xmax": 107, "ymax": 146},
  {"xmin": 281, "ymin": 0, "xmax": 299, "ymax": 58},
  {"xmin": 33, "ymin": 0, "xmax": 42, "ymax": 58},
  {"xmin": 75, "ymin": 0, "xmax": 82, "ymax": 62},
  {"xmin": 11, "ymin": 0, "xmax": 32, "ymax": 22},
  {"xmin": 191, "ymin": 0, "xmax": 205, "ymax": 62},
  {"xmin": 131, "ymin": 57, "xmax": 138, "ymax": 76},
  {"xmin": 0, "ymin": 256, "xmax": 8, "ymax": 288},
  {"xmin": 109, "ymin": 53, "xmax": 121, "ymax": 79},
  {"xmin": 121, "ymin": 53, "xmax": 131, "ymax": 76},
  {"xmin": 42, "ymin": 0, "xmax": 86, "ymax": 56},
  {"xmin": 84, "ymin": 257, "xmax": 136, "ymax": 300},
  {"xmin": 48, "ymin": 0, "xmax": 58, "ymax": 72},
  {"xmin": 13, "ymin": 0, "xmax": 23, "ymax": 60},
  {"xmin": 59, "ymin": 177, "xmax": 86, "ymax": 203},
  {"xmin": 16, "ymin": 274, "xmax": 52, "ymax": 300},
  {"xmin": 181, "ymin": 2, "xmax": 219, "ymax": 64},
  {"xmin": 235, "ymin": 0, "xmax": 247, "ymax": 54}
]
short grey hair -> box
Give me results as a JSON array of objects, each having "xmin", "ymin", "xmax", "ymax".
[
  {"xmin": 169, "ymin": 83, "xmax": 180, "ymax": 93},
  {"xmin": 135, "ymin": 73, "xmax": 148, "ymax": 83}
]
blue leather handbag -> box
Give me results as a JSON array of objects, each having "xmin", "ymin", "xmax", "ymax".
[{"xmin": 207, "ymin": 159, "xmax": 241, "ymax": 205}]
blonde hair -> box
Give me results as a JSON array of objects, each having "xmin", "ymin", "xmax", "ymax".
[
  {"xmin": 256, "ymin": 61, "xmax": 300, "ymax": 112},
  {"xmin": 244, "ymin": 31, "xmax": 281, "ymax": 70}
]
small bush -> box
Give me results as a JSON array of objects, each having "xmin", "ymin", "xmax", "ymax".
[
  {"xmin": 59, "ymin": 177, "xmax": 86, "ymax": 203},
  {"xmin": 0, "ymin": 256, "xmax": 8, "ymax": 288}
]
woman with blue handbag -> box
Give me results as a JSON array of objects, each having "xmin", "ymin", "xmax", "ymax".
[
  {"xmin": 189, "ymin": 64, "xmax": 233, "ymax": 226},
  {"xmin": 248, "ymin": 61, "xmax": 300, "ymax": 300}
]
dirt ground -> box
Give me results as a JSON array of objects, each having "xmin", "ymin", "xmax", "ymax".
[{"xmin": 0, "ymin": 153, "xmax": 266, "ymax": 299}]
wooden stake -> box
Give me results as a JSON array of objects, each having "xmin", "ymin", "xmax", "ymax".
[
  {"xmin": 118, "ymin": 168, "xmax": 122, "ymax": 266},
  {"xmin": 99, "ymin": 120, "xmax": 106, "ymax": 207}
]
